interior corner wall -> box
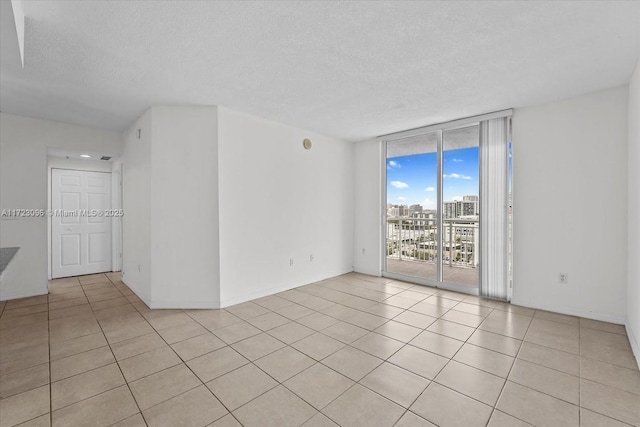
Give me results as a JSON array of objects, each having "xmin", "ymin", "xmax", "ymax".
[
  {"xmin": 353, "ymin": 138, "xmax": 383, "ymax": 276},
  {"xmin": 0, "ymin": 113, "xmax": 122, "ymax": 300},
  {"xmin": 627, "ymin": 58, "xmax": 640, "ymax": 366},
  {"xmin": 216, "ymin": 108, "xmax": 354, "ymax": 306},
  {"xmin": 121, "ymin": 109, "xmax": 153, "ymax": 303},
  {"xmin": 512, "ymin": 86, "xmax": 629, "ymax": 323},
  {"xmin": 149, "ymin": 106, "xmax": 220, "ymax": 308},
  {"xmin": 121, "ymin": 106, "xmax": 220, "ymax": 308}
]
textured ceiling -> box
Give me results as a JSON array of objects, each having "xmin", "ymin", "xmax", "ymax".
[{"xmin": 1, "ymin": 1, "xmax": 639, "ymax": 141}]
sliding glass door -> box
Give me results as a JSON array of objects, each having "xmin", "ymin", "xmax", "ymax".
[
  {"xmin": 383, "ymin": 112, "xmax": 512, "ymax": 298},
  {"xmin": 384, "ymin": 124, "xmax": 482, "ymax": 294},
  {"xmin": 442, "ymin": 125, "xmax": 480, "ymax": 287},
  {"xmin": 385, "ymin": 131, "xmax": 440, "ymax": 283}
]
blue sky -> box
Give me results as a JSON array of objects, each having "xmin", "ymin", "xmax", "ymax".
[{"xmin": 387, "ymin": 147, "xmax": 479, "ymax": 209}]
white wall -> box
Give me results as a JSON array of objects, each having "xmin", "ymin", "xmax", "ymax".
[
  {"xmin": 121, "ymin": 110, "xmax": 152, "ymax": 302},
  {"xmin": 0, "ymin": 113, "xmax": 122, "ymax": 300},
  {"xmin": 149, "ymin": 106, "xmax": 220, "ymax": 307},
  {"xmin": 121, "ymin": 106, "xmax": 352, "ymax": 308},
  {"xmin": 627, "ymin": 58, "xmax": 640, "ymax": 365},
  {"xmin": 47, "ymin": 157, "xmax": 113, "ymax": 172},
  {"xmin": 121, "ymin": 106, "xmax": 220, "ymax": 308},
  {"xmin": 217, "ymin": 108, "xmax": 354, "ymax": 306},
  {"xmin": 353, "ymin": 139, "xmax": 383, "ymax": 276},
  {"xmin": 512, "ymin": 87, "xmax": 628, "ymax": 323}
]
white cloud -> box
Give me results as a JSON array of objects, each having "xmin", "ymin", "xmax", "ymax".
[
  {"xmin": 421, "ymin": 198, "xmax": 436, "ymax": 209},
  {"xmin": 452, "ymin": 158, "xmax": 463, "ymax": 162},
  {"xmin": 391, "ymin": 180, "xmax": 409, "ymax": 189},
  {"xmin": 443, "ymin": 173, "xmax": 471, "ymax": 180},
  {"xmin": 424, "ymin": 186, "xmax": 435, "ymax": 192},
  {"xmin": 388, "ymin": 160, "xmax": 401, "ymax": 168},
  {"xmin": 397, "ymin": 196, "xmax": 407, "ymax": 201},
  {"xmin": 452, "ymin": 196, "xmax": 463, "ymax": 201}
]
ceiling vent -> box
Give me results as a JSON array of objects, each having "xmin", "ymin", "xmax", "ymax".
[{"xmin": 100, "ymin": 156, "xmax": 112, "ymax": 161}]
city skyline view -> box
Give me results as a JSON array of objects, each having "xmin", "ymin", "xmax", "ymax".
[{"xmin": 387, "ymin": 146, "xmax": 479, "ymax": 210}]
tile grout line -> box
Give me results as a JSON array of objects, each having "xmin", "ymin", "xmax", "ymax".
[
  {"xmin": 195, "ymin": 314, "xmax": 325, "ymax": 421},
  {"xmin": 144, "ymin": 310, "xmax": 234, "ymax": 426},
  {"xmin": 11, "ymin": 272, "xmax": 638, "ymax": 427},
  {"xmin": 409, "ymin": 302, "xmax": 500, "ymax": 425},
  {"xmin": 83, "ymin": 273, "xmax": 147, "ymax": 426},
  {"xmin": 128, "ymin": 293, "xmax": 272, "ymax": 425},
  {"xmin": 578, "ymin": 320, "xmax": 582, "ymax": 426},
  {"xmin": 186, "ymin": 281, "xmax": 508, "ymax": 424},
  {"xmin": 47, "ymin": 276, "xmax": 81, "ymax": 425},
  {"xmin": 287, "ymin": 291, "xmax": 471, "ymax": 425},
  {"xmin": 314, "ymin": 284, "xmax": 486, "ymax": 424},
  {"xmin": 293, "ymin": 277, "xmax": 637, "ymax": 425},
  {"xmin": 100, "ymin": 273, "xmax": 151, "ymax": 426},
  {"xmin": 184, "ymin": 297, "xmax": 396, "ymax": 424},
  {"xmin": 485, "ymin": 308, "xmax": 536, "ymax": 427},
  {"xmin": 48, "ymin": 281, "xmax": 53, "ymax": 427}
]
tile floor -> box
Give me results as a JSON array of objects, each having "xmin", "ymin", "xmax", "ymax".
[{"xmin": 1, "ymin": 272, "xmax": 639, "ymax": 427}]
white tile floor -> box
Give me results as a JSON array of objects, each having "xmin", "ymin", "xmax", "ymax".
[{"xmin": 0, "ymin": 272, "xmax": 639, "ymax": 426}]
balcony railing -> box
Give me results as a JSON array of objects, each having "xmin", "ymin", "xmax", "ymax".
[{"xmin": 386, "ymin": 216, "xmax": 479, "ymax": 286}]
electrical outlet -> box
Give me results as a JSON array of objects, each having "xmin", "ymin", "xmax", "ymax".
[
  {"xmin": 559, "ymin": 273, "xmax": 568, "ymax": 284},
  {"xmin": 289, "ymin": 258, "xmax": 294, "ymax": 266},
  {"xmin": 310, "ymin": 254, "xmax": 314, "ymax": 262},
  {"xmin": 362, "ymin": 248, "xmax": 366, "ymax": 255}
]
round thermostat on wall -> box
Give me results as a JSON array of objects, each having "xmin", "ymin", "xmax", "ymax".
[{"xmin": 303, "ymin": 138, "xmax": 312, "ymax": 150}]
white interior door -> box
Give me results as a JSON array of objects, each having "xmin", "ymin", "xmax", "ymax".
[{"xmin": 52, "ymin": 169, "xmax": 112, "ymax": 278}]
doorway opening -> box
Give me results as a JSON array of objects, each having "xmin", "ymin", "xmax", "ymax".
[{"xmin": 51, "ymin": 169, "xmax": 112, "ymax": 278}]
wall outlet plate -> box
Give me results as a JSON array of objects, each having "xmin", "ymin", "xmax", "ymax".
[{"xmin": 559, "ymin": 273, "xmax": 568, "ymax": 284}]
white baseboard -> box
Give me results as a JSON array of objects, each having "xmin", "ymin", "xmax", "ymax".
[
  {"xmin": 219, "ymin": 281, "xmax": 304, "ymax": 308},
  {"xmin": 0, "ymin": 287, "xmax": 48, "ymax": 301},
  {"xmin": 119, "ymin": 277, "xmax": 214, "ymax": 310},
  {"xmin": 121, "ymin": 276, "xmax": 151, "ymax": 307},
  {"xmin": 148, "ymin": 300, "xmax": 220, "ymax": 309},
  {"xmin": 353, "ymin": 267, "xmax": 382, "ymax": 277},
  {"xmin": 509, "ymin": 298, "xmax": 626, "ymax": 325},
  {"xmin": 121, "ymin": 268, "xmax": 354, "ymax": 310},
  {"xmin": 626, "ymin": 320, "xmax": 640, "ymax": 370},
  {"xmin": 218, "ymin": 268, "xmax": 354, "ymax": 308}
]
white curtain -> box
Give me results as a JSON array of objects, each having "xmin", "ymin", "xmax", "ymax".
[{"xmin": 480, "ymin": 117, "xmax": 509, "ymax": 300}]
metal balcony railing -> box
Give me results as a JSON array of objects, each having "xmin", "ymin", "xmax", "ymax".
[{"xmin": 386, "ymin": 216, "xmax": 479, "ymax": 269}]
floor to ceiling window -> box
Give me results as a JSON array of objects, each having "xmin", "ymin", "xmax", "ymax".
[
  {"xmin": 386, "ymin": 131, "xmax": 440, "ymax": 284},
  {"xmin": 383, "ymin": 111, "xmax": 511, "ymax": 298}
]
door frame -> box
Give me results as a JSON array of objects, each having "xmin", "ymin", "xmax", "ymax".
[
  {"xmin": 380, "ymin": 135, "xmax": 481, "ymax": 297},
  {"xmin": 378, "ymin": 109, "xmax": 513, "ymax": 297},
  {"xmin": 47, "ymin": 159, "xmax": 122, "ymax": 280}
]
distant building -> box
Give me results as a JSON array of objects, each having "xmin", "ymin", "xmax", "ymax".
[
  {"xmin": 444, "ymin": 196, "xmax": 478, "ymax": 218},
  {"xmin": 411, "ymin": 211, "xmax": 435, "ymax": 226},
  {"xmin": 458, "ymin": 200, "xmax": 478, "ymax": 217},
  {"xmin": 409, "ymin": 204, "xmax": 423, "ymax": 216},
  {"xmin": 444, "ymin": 201, "xmax": 457, "ymax": 219},
  {"xmin": 388, "ymin": 204, "xmax": 409, "ymax": 217}
]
